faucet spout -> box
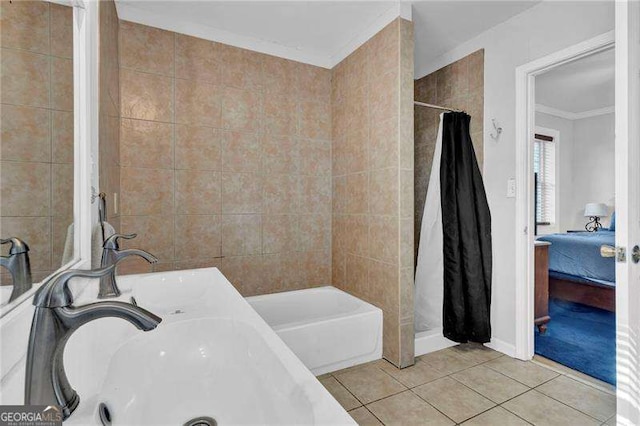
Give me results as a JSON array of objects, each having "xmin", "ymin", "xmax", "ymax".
[
  {"xmin": 99, "ymin": 234, "xmax": 158, "ymax": 298},
  {"xmin": 58, "ymin": 300, "xmax": 162, "ymax": 331},
  {"xmin": 24, "ymin": 266, "xmax": 162, "ymax": 420},
  {"xmin": 115, "ymin": 248, "xmax": 159, "ymax": 265}
]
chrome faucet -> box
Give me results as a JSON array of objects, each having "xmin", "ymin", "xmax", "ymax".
[
  {"xmin": 0, "ymin": 237, "xmax": 32, "ymax": 302},
  {"xmin": 99, "ymin": 233, "xmax": 158, "ymax": 298},
  {"xmin": 25, "ymin": 266, "xmax": 162, "ymax": 419}
]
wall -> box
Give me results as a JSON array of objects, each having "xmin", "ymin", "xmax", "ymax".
[
  {"xmin": 0, "ymin": 1, "xmax": 73, "ymax": 283},
  {"xmin": 414, "ymin": 50, "xmax": 484, "ymax": 258},
  {"xmin": 99, "ymin": 0, "xmax": 121, "ymax": 234},
  {"xmin": 570, "ymin": 113, "xmax": 615, "ymax": 229},
  {"xmin": 331, "ymin": 18, "xmax": 415, "ymax": 367},
  {"xmin": 535, "ymin": 112, "xmax": 615, "ymax": 233},
  {"xmin": 535, "ymin": 112, "xmax": 575, "ymax": 234},
  {"xmin": 116, "ymin": 21, "xmax": 332, "ymax": 296},
  {"xmin": 414, "ymin": 1, "xmax": 615, "ymax": 353}
]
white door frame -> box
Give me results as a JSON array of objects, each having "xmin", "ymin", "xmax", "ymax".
[
  {"xmin": 514, "ymin": 30, "xmax": 615, "ymax": 361},
  {"xmin": 613, "ymin": 2, "xmax": 640, "ymax": 425}
]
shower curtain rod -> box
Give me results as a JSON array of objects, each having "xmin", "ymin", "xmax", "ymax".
[{"xmin": 414, "ymin": 101, "xmax": 463, "ymax": 113}]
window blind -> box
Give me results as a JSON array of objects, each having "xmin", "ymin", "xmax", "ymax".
[{"xmin": 533, "ymin": 134, "xmax": 555, "ymax": 225}]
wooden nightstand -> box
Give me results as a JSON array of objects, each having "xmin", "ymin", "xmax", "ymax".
[{"xmin": 534, "ymin": 241, "xmax": 551, "ymax": 333}]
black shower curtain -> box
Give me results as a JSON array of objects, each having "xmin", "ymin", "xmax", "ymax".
[{"xmin": 440, "ymin": 112, "xmax": 492, "ymax": 343}]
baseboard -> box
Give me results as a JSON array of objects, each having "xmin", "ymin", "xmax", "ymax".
[
  {"xmin": 486, "ymin": 337, "xmax": 517, "ymax": 358},
  {"xmin": 414, "ymin": 328, "xmax": 457, "ymax": 357}
]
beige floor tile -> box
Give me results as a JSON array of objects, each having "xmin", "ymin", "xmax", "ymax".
[
  {"xmin": 485, "ymin": 356, "xmax": 559, "ymax": 387},
  {"xmin": 367, "ymin": 391, "xmax": 454, "ymax": 426},
  {"xmin": 417, "ymin": 348, "xmax": 478, "ymax": 375},
  {"xmin": 604, "ymin": 414, "xmax": 617, "ymax": 426},
  {"xmin": 413, "ymin": 377, "xmax": 496, "ymax": 423},
  {"xmin": 503, "ymin": 390, "xmax": 601, "ymax": 426},
  {"xmin": 320, "ymin": 376, "xmax": 362, "ymax": 411},
  {"xmin": 349, "ymin": 407, "xmax": 383, "ymax": 426},
  {"xmin": 378, "ymin": 358, "xmax": 447, "ymax": 388},
  {"xmin": 452, "ymin": 365, "xmax": 529, "ymax": 404},
  {"xmin": 449, "ymin": 343, "xmax": 504, "ymax": 364},
  {"xmin": 536, "ymin": 375, "xmax": 616, "ymax": 422},
  {"xmin": 461, "ymin": 407, "xmax": 531, "ymax": 426},
  {"xmin": 316, "ymin": 372, "xmax": 333, "ymax": 380},
  {"xmin": 335, "ymin": 364, "xmax": 406, "ymax": 404}
]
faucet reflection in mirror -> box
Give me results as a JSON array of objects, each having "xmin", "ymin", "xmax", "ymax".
[
  {"xmin": 0, "ymin": 1, "xmax": 75, "ymax": 311},
  {"xmin": 0, "ymin": 237, "xmax": 32, "ymax": 302},
  {"xmin": 25, "ymin": 266, "xmax": 162, "ymax": 419},
  {"xmin": 99, "ymin": 233, "xmax": 158, "ymax": 298}
]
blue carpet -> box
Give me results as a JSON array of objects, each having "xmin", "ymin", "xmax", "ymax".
[{"xmin": 535, "ymin": 298, "xmax": 616, "ymax": 385}]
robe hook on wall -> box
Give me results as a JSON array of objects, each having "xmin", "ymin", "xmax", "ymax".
[{"xmin": 490, "ymin": 119, "xmax": 503, "ymax": 140}]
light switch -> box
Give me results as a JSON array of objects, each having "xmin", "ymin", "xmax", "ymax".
[{"xmin": 507, "ymin": 178, "xmax": 516, "ymax": 198}]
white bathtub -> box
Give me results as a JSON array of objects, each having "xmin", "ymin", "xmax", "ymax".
[{"xmin": 247, "ymin": 286, "xmax": 383, "ymax": 376}]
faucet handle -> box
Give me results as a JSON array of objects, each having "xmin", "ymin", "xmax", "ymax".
[
  {"xmin": 33, "ymin": 266, "xmax": 116, "ymax": 308},
  {"xmin": 1, "ymin": 237, "xmax": 29, "ymax": 255},
  {"xmin": 103, "ymin": 233, "xmax": 137, "ymax": 250}
]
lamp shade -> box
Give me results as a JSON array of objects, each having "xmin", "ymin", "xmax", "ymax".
[{"xmin": 584, "ymin": 203, "xmax": 608, "ymax": 217}]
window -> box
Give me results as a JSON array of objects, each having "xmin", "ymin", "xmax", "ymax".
[{"xmin": 533, "ymin": 133, "xmax": 556, "ymax": 225}]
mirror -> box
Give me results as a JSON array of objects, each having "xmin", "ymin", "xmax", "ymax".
[{"xmin": 0, "ymin": 1, "xmax": 75, "ymax": 310}]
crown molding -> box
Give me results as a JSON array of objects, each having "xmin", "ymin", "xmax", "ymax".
[
  {"xmin": 536, "ymin": 103, "xmax": 615, "ymax": 120},
  {"xmin": 116, "ymin": 2, "xmax": 410, "ymax": 70}
]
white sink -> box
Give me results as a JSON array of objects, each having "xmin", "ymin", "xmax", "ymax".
[
  {"xmin": 99, "ymin": 318, "xmax": 315, "ymax": 425},
  {"xmin": 58, "ymin": 268, "xmax": 355, "ymax": 425}
]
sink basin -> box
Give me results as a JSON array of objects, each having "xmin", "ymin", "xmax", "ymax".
[
  {"xmin": 99, "ymin": 318, "xmax": 316, "ymax": 425},
  {"xmin": 57, "ymin": 268, "xmax": 354, "ymax": 425}
]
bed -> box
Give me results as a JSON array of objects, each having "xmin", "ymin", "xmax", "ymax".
[{"xmin": 536, "ymin": 229, "xmax": 616, "ymax": 312}]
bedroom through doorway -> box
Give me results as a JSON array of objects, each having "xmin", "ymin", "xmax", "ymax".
[{"xmin": 531, "ymin": 46, "xmax": 616, "ymax": 388}]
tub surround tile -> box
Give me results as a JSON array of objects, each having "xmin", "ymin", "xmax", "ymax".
[
  {"xmin": 175, "ymin": 169, "xmax": 221, "ymax": 215},
  {"xmin": 175, "ymin": 34, "xmax": 223, "ymax": 84},
  {"xmin": 121, "ymin": 69, "xmax": 174, "ymax": 122},
  {"xmin": 120, "ymin": 118, "xmax": 174, "ymax": 169},
  {"xmin": 174, "ymin": 215, "xmax": 221, "ymax": 261},
  {"xmin": 0, "ymin": 161, "xmax": 50, "ymax": 217},
  {"xmin": 0, "ymin": 104, "xmax": 50, "ymax": 162},
  {"xmin": 50, "ymin": 4, "xmax": 73, "ymax": 58},
  {"xmin": 221, "ymin": 215, "xmax": 262, "ymax": 257},
  {"xmin": 1, "ymin": 48, "xmax": 50, "ymax": 108},
  {"xmin": 119, "ymin": 21, "xmax": 174, "ymax": 76},
  {"xmin": 175, "ymin": 79, "xmax": 221, "ymax": 127},
  {"xmin": 175, "ymin": 125, "xmax": 222, "ymax": 171},
  {"xmin": 51, "ymin": 57, "xmax": 73, "ymax": 111},
  {"xmin": 119, "ymin": 215, "xmax": 175, "ymax": 262},
  {"xmin": 0, "ymin": 1, "xmax": 50, "ymax": 54},
  {"xmin": 52, "ymin": 110, "xmax": 74, "ymax": 164},
  {"xmin": 120, "ymin": 167, "xmax": 174, "ymax": 216},
  {"xmin": 222, "ymin": 131, "xmax": 261, "ymax": 173},
  {"xmin": 221, "ymin": 172, "xmax": 263, "ymax": 214}
]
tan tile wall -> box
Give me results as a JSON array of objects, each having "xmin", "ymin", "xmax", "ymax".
[
  {"xmin": 99, "ymin": 0, "xmax": 121, "ymax": 231},
  {"xmin": 413, "ymin": 50, "xmax": 484, "ymax": 260},
  {"xmin": 0, "ymin": 1, "xmax": 74, "ymax": 283},
  {"xmin": 116, "ymin": 21, "xmax": 332, "ymax": 296},
  {"xmin": 331, "ymin": 18, "xmax": 415, "ymax": 367}
]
